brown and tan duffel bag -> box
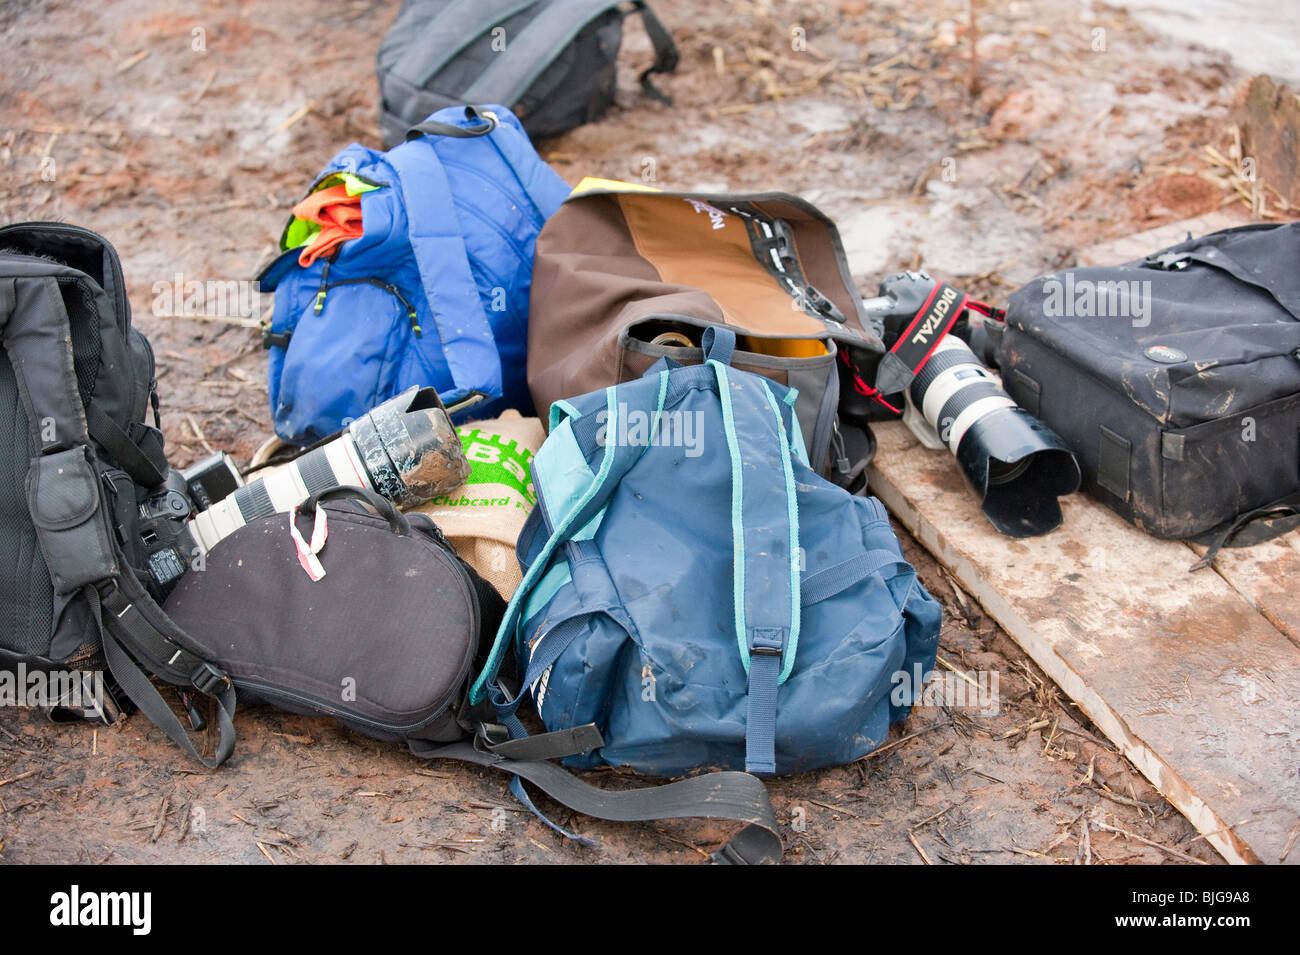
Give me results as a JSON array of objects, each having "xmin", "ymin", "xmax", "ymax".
[{"xmin": 526, "ymin": 178, "xmax": 886, "ymax": 486}]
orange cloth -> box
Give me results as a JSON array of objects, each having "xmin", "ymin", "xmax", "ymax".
[{"xmin": 292, "ymin": 184, "xmax": 364, "ymax": 267}]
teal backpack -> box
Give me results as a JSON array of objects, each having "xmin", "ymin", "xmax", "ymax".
[{"xmin": 473, "ymin": 327, "xmax": 943, "ymax": 777}]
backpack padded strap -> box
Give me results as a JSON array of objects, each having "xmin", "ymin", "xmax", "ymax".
[
  {"xmin": 708, "ymin": 332, "xmax": 801, "ymax": 776},
  {"xmin": 385, "ymin": 135, "xmax": 505, "ymax": 404},
  {"xmin": 470, "ymin": 385, "xmax": 651, "ymax": 703},
  {"xmin": 0, "ymin": 274, "xmax": 91, "ymax": 450}
]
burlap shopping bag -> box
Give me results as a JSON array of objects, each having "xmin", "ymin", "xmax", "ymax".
[{"xmin": 412, "ymin": 410, "xmax": 545, "ymax": 598}]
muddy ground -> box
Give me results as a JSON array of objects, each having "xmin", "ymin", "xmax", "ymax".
[{"xmin": 0, "ymin": 0, "xmax": 1268, "ymax": 864}]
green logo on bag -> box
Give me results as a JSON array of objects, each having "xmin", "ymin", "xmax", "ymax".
[{"xmin": 439, "ymin": 428, "xmax": 536, "ymax": 506}]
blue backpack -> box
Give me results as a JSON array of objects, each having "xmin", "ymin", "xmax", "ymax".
[
  {"xmin": 258, "ymin": 105, "xmax": 570, "ymax": 444},
  {"xmin": 471, "ymin": 326, "xmax": 942, "ymax": 777}
]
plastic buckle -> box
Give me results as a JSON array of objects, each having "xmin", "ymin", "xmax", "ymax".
[
  {"xmin": 476, "ymin": 722, "xmax": 511, "ymax": 746},
  {"xmin": 261, "ymin": 324, "xmax": 291, "ymax": 350},
  {"xmin": 190, "ymin": 662, "xmax": 230, "ymax": 694}
]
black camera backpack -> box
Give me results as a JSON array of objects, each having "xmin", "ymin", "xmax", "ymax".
[
  {"xmin": 375, "ymin": 0, "xmax": 679, "ymax": 147},
  {"xmin": 994, "ymin": 222, "xmax": 1300, "ymax": 557},
  {"xmin": 0, "ymin": 222, "xmax": 237, "ymax": 765}
]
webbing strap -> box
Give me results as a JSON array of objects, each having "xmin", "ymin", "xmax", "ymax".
[
  {"xmin": 415, "ymin": 739, "xmax": 783, "ymax": 863},
  {"xmin": 1190, "ymin": 491, "xmax": 1300, "ymax": 571},
  {"xmin": 486, "ymin": 613, "xmax": 589, "ymax": 718},
  {"xmin": 800, "ymin": 548, "xmax": 905, "ymax": 606},
  {"xmin": 90, "ymin": 588, "xmax": 236, "ymax": 769},
  {"xmin": 85, "ymin": 403, "xmax": 165, "ymax": 488},
  {"xmin": 873, "ymin": 280, "xmax": 968, "ymax": 396}
]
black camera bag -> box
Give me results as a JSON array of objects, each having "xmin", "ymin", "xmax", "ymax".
[
  {"xmin": 992, "ymin": 222, "xmax": 1300, "ymax": 554},
  {"xmin": 376, "ymin": 0, "xmax": 678, "ymax": 147},
  {"xmin": 163, "ymin": 486, "xmax": 507, "ymax": 744},
  {"xmin": 0, "ymin": 221, "xmax": 238, "ymax": 763}
]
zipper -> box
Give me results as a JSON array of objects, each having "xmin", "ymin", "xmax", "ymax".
[
  {"xmin": 230, "ymin": 678, "xmax": 456, "ymax": 734},
  {"xmin": 726, "ymin": 206, "xmax": 846, "ymax": 325},
  {"xmin": 312, "ymin": 268, "xmax": 422, "ymax": 338}
]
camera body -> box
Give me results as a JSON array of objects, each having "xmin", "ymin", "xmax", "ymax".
[
  {"xmin": 136, "ymin": 453, "xmax": 243, "ymax": 596},
  {"xmin": 840, "ymin": 271, "xmax": 973, "ymax": 422}
]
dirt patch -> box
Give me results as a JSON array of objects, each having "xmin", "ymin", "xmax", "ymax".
[{"xmin": 1128, "ymin": 173, "xmax": 1226, "ymax": 223}]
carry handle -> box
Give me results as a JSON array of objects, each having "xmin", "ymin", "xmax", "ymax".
[
  {"xmin": 301, "ymin": 484, "xmax": 411, "ymax": 536},
  {"xmin": 701, "ymin": 324, "xmax": 734, "ymax": 365},
  {"xmin": 405, "ymin": 108, "xmax": 498, "ymax": 142}
]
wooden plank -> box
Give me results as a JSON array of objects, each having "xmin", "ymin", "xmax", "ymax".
[
  {"xmin": 867, "ymin": 421, "xmax": 1300, "ymax": 865},
  {"xmin": 1189, "ymin": 536, "xmax": 1300, "ymax": 651}
]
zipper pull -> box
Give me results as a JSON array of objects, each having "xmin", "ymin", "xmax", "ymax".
[
  {"xmin": 383, "ymin": 282, "xmax": 421, "ymax": 337},
  {"xmin": 312, "ymin": 260, "xmax": 332, "ymax": 315}
]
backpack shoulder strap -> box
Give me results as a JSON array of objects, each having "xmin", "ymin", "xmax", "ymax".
[
  {"xmin": 461, "ymin": 0, "xmax": 677, "ymax": 107},
  {"xmin": 384, "ymin": 134, "xmax": 505, "ymax": 406},
  {"xmin": 0, "ymin": 263, "xmax": 236, "ymax": 767},
  {"xmin": 704, "ymin": 327, "xmax": 801, "ymax": 776}
]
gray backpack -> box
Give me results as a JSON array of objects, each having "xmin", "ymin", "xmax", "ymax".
[{"xmin": 376, "ymin": 0, "xmax": 678, "ymax": 146}]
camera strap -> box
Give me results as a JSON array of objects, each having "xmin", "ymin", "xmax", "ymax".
[{"xmin": 873, "ymin": 280, "xmax": 970, "ymax": 396}]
